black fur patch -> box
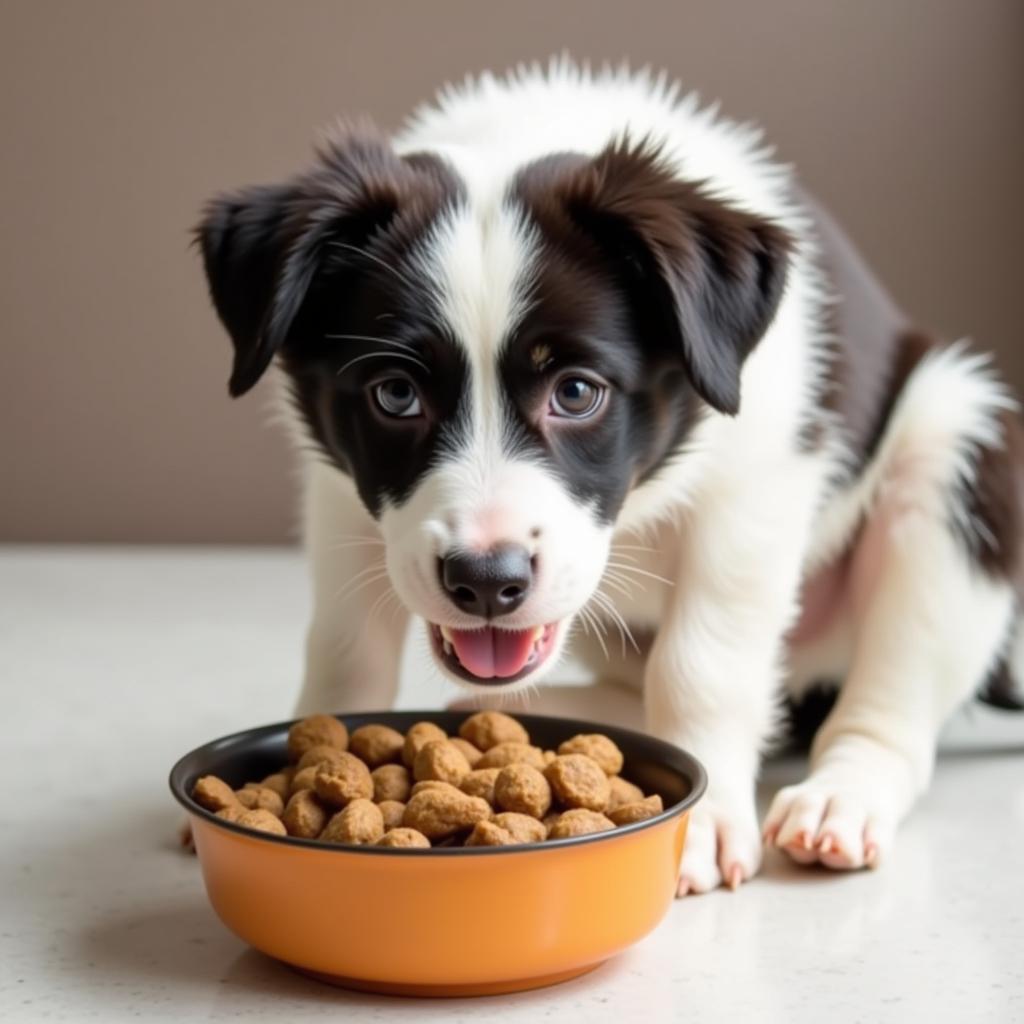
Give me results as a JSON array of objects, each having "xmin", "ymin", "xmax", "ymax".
[
  {"xmin": 196, "ymin": 126, "xmax": 470, "ymax": 515},
  {"xmin": 503, "ymin": 143, "xmax": 792, "ymax": 521}
]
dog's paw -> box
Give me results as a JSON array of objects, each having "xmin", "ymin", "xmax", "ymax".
[
  {"xmin": 763, "ymin": 779, "xmax": 897, "ymax": 870},
  {"xmin": 676, "ymin": 804, "xmax": 762, "ymax": 896}
]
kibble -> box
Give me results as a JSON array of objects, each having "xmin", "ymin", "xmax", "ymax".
[
  {"xmin": 287, "ymin": 714, "xmax": 348, "ymax": 762},
  {"xmin": 192, "ymin": 713, "xmax": 666, "ymax": 849},
  {"xmin": 349, "ymin": 724, "xmax": 405, "ymax": 767},
  {"xmin": 371, "ymin": 763, "xmax": 411, "ymax": 803},
  {"xmin": 282, "ymin": 789, "xmax": 328, "ymax": 838}
]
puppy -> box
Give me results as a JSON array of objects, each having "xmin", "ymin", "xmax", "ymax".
[{"xmin": 197, "ymin": 60, "xmax": 1023, "ymax": 893}]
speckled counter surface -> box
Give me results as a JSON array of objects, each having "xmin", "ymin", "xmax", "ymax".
[{"xmin": 2, "ymin": 546, "xmax": 1022, "ymax": 1023}]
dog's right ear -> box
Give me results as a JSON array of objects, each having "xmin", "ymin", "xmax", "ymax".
[
  {"xmin": 196, "ymin": 128, "xmax": 453, "ymax": 397},
  {"xmin": 196, "ymin": 183, "xmax": 300, "ymax": 396}
]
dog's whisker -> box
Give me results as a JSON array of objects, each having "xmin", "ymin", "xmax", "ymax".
[
  {"xmin": 578, "ymin": 605, "xmax": 610, "ymax": 661},
  {"xmin": 336, "ymin": 351, "xmax": 431, "ymax": 377},
  {"xmin": 332, "ymin": 560, "xmax": 388, "ymax": 602},
  {"xmin": 601, "ymin": 567, "xmax": 641, "ymax": 591},
  {"xmin": 590, "ymin": 589, "xmax": 641, "ymax": 656},
  {"xmin": 599, "ymin": 576, "xmax": 635, "ymax": 600},
  {"xmin": 367, "ymin": 586, "xmax": 402, "ymax": 627},
  {"xmin": 324, "ymin": 333, "xmax": 425, "ymax": 361},
  {"xmin": 334, "ymin": 572, "xmax": 392, "ymax": 606},
  {"xmin": 606, "ymin": 550, "xmax": 640, "ymax": 563},
  {"xmin": 324, "ymin": 539, "xmax": 387, "ymax": 553},
  {"xmin": 329, "ymin": 241, "xmax": 418, "ymax": 289},
  {"xmin": 604, "ymin": 562, "xmax": 675, "ymax": 587}
]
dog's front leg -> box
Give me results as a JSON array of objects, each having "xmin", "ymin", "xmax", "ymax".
[
  {"xmin": 644, "ymin": 466, "xmax": 818, "ymax": 895},
  {"xmin": 764, "ymin": 493, "xmax": 1015, "ymax": 871},
  {"xmin": 293, "ymin": 473, "xmax": 410, "ymax": 717}
]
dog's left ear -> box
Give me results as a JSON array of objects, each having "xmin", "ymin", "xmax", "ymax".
[{"xmin": 528, "ymin": 140, "xmax": 793, "ymax": 415}]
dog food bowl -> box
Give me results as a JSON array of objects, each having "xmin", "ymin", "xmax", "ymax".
[{"xmin": 169, "ymin": 710, "xmax": 705, "ymax": 997}]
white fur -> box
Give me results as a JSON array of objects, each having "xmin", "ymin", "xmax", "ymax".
[{"xmin": 289, "ymin": 60, "xmax": 1018, "ymax": 892}]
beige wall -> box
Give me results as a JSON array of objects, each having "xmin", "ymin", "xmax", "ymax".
[{"xmin": 3, "ymin": 0, "xmax": 1022, "ymax": 543}]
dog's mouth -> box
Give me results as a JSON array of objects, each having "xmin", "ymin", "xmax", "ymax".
[{"xmin": 428, "ymin": 621, "xmax": 561, "ymax": 685}]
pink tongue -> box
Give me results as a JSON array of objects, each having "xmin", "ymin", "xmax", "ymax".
[{"xmin": 449, "ymin": 627, "xmax": 536, "ymax": 679}]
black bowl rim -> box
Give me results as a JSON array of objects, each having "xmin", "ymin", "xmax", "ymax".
[{"xmin": 169, "ymin": 710, "xmax": 706, "ymax": 857}]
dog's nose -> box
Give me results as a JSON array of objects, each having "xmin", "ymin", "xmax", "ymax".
[{"xmin": 441, "ymin": 545, "xmax": 533, "ymax": 619}]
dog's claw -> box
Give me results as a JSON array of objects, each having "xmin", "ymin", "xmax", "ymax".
[
  {"xmin": 726, "ymin": 864, "xmax": 743, "ymax": 891},
  {"xmin": 791, "ymin": 829, "xmax": 812, "ymax": 852}
]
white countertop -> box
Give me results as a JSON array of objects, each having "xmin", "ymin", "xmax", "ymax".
[{"xmin": 2, "ymin": 545, "xmax": 1022, "ymax": 1023}]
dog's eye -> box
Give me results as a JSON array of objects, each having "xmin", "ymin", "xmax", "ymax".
[
  {"xmin": 549, "ymin": 376, "xmax": 605, "ymax": 419},
  {"xmin": 373, "ymin": 378, "xmax": 422, "ymax": 418}
]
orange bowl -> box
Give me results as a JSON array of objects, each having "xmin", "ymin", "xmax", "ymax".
[{"xmin": 170, "ymin": 711, "xmax": 705, "ymax": 997}]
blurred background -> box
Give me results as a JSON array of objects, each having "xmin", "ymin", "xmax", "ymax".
[{"xmin": 3, "ymin": 0, "xmax": 1021, "ymax": 544}]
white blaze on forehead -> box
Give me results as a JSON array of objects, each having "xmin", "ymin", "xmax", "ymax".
[{"xmin": 418, "ymin": 198, "xmax": 539, "ymax": 439}]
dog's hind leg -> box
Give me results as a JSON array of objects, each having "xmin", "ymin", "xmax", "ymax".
[{"xmin": 766, "ymin": 350, "xmax": 1021, "ymax": 869}]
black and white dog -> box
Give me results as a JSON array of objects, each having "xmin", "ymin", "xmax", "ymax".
[{"xmin": 197, "ymin": 61, "xmax": 1023, "ymax": 894}]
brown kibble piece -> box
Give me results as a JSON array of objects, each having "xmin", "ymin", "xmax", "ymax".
[
  {"xmin": 287, "ymin": 714, "xmax": 349, "ymax": 762},
  {"xmin": 608, "ymin": 794, "xmax": 664, "ymax": 825},
  {"xmin": 215, "ymin": 805, "xmax": 243, "ymax": 823},
  {"xmin": 545, "ymin": 754, "xmax": 610, "ymax": 811},
  {"xmin": 282, "ymin": 789, "xmax": 329, "ymax": 838},
  {"xmin": 558, "ymin": 734, "xmax": 624, "ymax": 776},
  {"xmin": 402, "ymin": 721, "xmax": 447, "ymax": 767},
  {"xmin": 459, "ymin": 711, "xmax": 529, "ymax": 751},
  {"xmin": 313, "ymin": 751, "xmax": 373, "ymax": 807},
  {"xmin": 411, "ymin": 780, "xmax": 460, "ymax": 797},
  {"xmin": 494, "ymin": 764, "xmax": 552, "ymax": 818},
  {"xmin": 235, "ymin": 785, "xmax": 284, "ymax": 817},
  {"xmin": 464, "ymin": 820, "xmax": 517, "ymax": 847},
  {"xmin": 236, "ymin": 809, "xmax": 287, "ymax": 836},
  {"xmin": 542, "ymin": 750, "xmax": 557, "ymax": 766},
  {"xmin": 607, "ymin": 775, "xmax": 646, "ymax": 811},
  {"xmin": 493, "ymin": 812, "xmax": 547, "ymax": 844},
  {"xmin": 460, "ymin": 767, "xmax": 501, "ymax": 806},
  {"xmin": 296, "ymin": 744, "xmax": 350, "ymax": 772},
  {"xmin": 448, "ymin": 737, "xmax": 483, "ymax": 767},
  {"xmin": 320, "ymin": 799, "xmax": 384, "ymax": 845},
  {"xmin": 375, "ymin": 828, "xmax": 430, "ymax": 849},
  {"xmin": 413, "ymin": 740, "xmax": 472, "ymax": 785},
  {"xmin": 402, "ymin": 788, "xmax": 491, "ymax": 840},
  {"xmin": 371, "ymin": 763, "xmax": 411, "ymax": 803},
  {"xmin": 477, "ymin": 742, "xmax": 545, "ymax": 770},
  {"xmin": 378, "ymin": 800, "xmax": 406, "ymax": 830},
  {"xmin": 289, "ymin": 765, "xmax": 320, "ymax": 796},
  {"xmin": 349, "ymin": 724, "xmax": 405, "ymax": 767},
  {"xmin": 547, "ymin": 808, "xmax": 616, "ymax": 839},
  {"xmin": 193, "ymin": 775, "xmax": 240, "ymax": 813},
  {"xmin": 259, "ymin": 769, "xmax": 294, "ymax": 801}
]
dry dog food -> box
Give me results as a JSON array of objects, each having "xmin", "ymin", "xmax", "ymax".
[{"xmin": 192, "ymin": 711, "xmax": 667, "ymax": 849}]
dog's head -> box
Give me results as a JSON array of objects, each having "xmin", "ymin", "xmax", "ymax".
[{"xmin": 197, "ymin": 125, "xmax": 790, "ymax": 691}]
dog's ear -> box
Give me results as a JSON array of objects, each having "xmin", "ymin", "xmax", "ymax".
[
  {"xmin": 527, "ymin": 140, "xmax": 793, "ymax": 415},
  {"xmin": 196, "ymin": 128, "xmax": 448, "ymax": 397}
]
